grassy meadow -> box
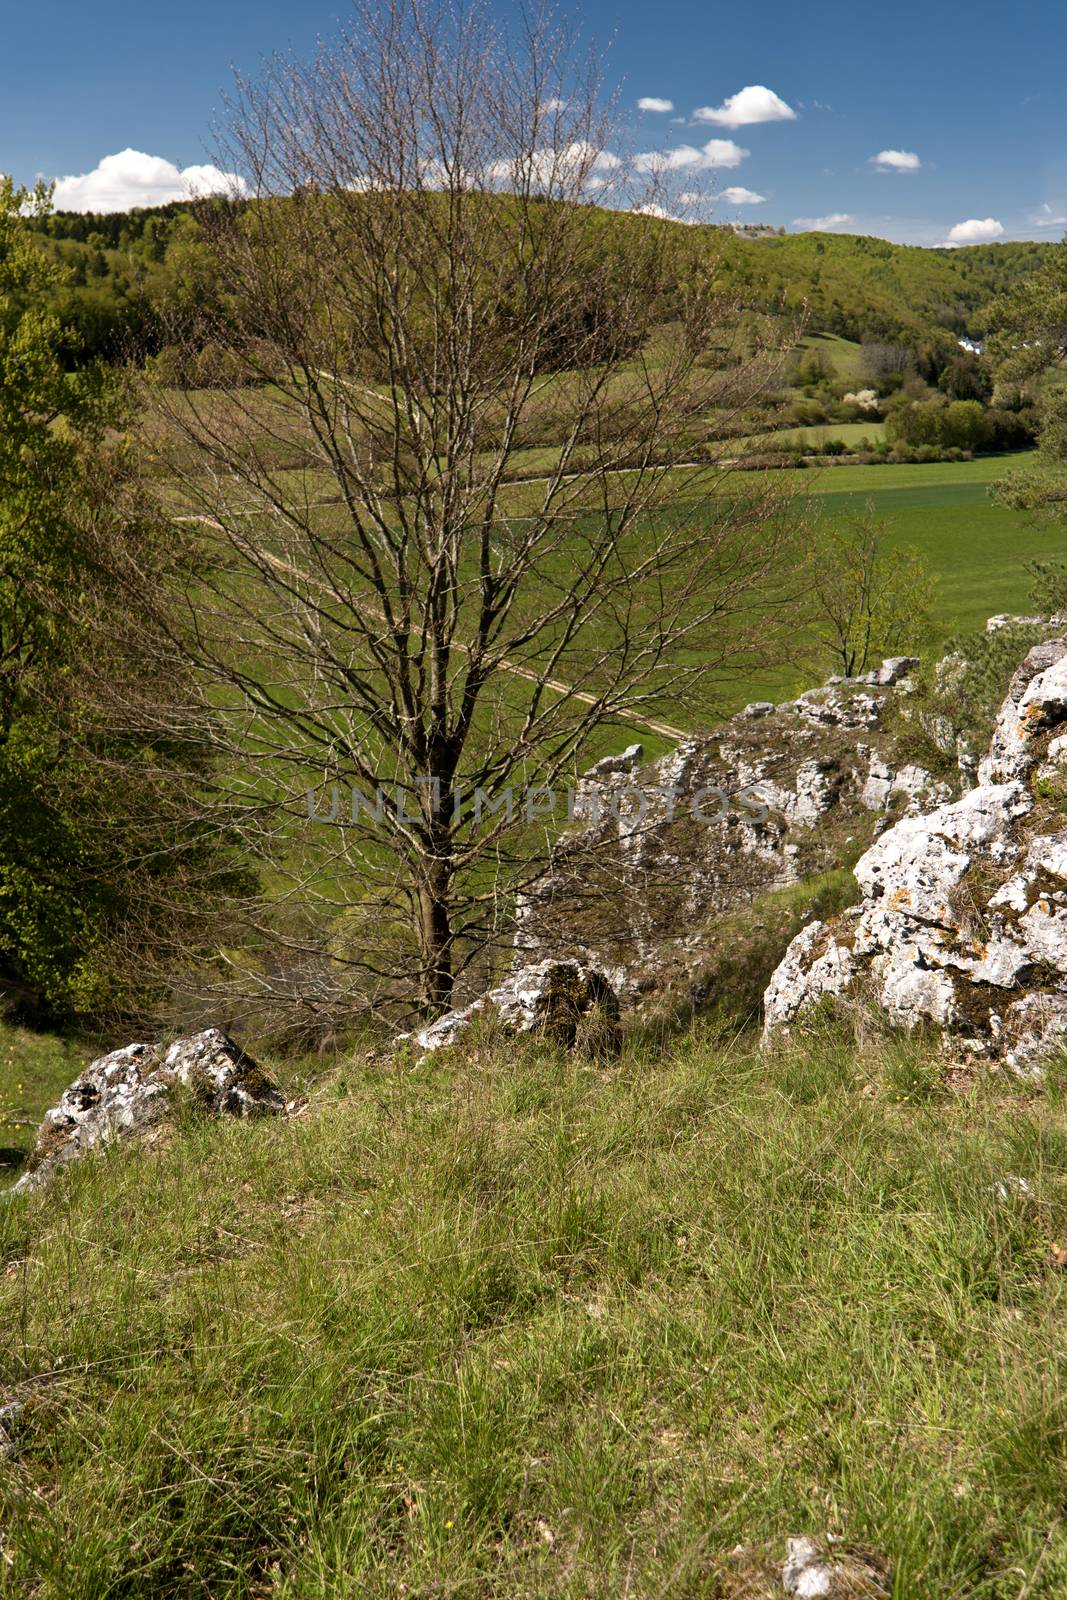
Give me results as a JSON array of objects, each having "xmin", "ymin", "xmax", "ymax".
[
  {"xmin": 152, "ymin": 372, "xmax": 1062, "ymax": 739},
  {"xmin": 516, "ymin": 449, "xmax": 1060, "ymax": 731},
  {"xmin": 721, "ymin": 451, "xmax": 1059, "ymax": 713},
  {"xmin": 5, "ymin": 1015, "xmax": 1067, "ymax": 1596}
]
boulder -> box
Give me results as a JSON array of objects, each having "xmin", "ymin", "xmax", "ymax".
[
  {"xmin": 981, "ymin": 643, "xmax": 1067, "ymax": 784},
  {"xmin": 399, "ymin": 959, "xmax": 620, "ymax": 1055},
  {"xmin": 985, "ymin": 614, "xmax": 1045, "ymax": 634},
  {"xmin": 13, "ymin": 1029, "xmax": 284, "ymax": 1194},
  {"xmin": 764, "ymin": 638, "xmax": 1067, "ymax": 1068},
  {"xmin": 870, "ymin": 655, "xmax": 919, "ymax": 686},
  {"xmin": 582, "ymin": 743, "xmax": 643, "ymax": 779}
]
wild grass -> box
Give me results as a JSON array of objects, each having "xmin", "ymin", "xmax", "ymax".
[
  {"xmin": 3, "ymin": 1019, "xmax": 1067, "ymax": 1595},
  {"xmin": 0, "ymin": 1025, "xmax": 96, "ymax": 1182}
]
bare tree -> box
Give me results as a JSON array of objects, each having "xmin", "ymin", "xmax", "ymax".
[{"xmin": 128, "ymin": 0, "xmax": 804, "ymax": 1025}]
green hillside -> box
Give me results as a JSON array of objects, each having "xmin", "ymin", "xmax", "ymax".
[
  {"xmin": 24, "ymin": 200, "xmax": 1055, "ymax": 367},
  {"xmin": 717, "ymin": 228, "xmax": 1051, "ymax": 347}
]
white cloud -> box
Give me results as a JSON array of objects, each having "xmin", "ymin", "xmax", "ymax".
[
  {"xmin": 719, "ymin": 185, "xmax": 767, "ymax": 205},
  {"xmin": 637, "ymin": 97, "xmax": 674, "ymax": 113},
  {"xmin": 871, "ymin": 149, "xmax": 921, "ymax": 172},
  {"xmin": 793, "ymin": 212, "xmax": 854, "ymax": 230},
  {"xmin": 540, "ymin": 98, "xmax": 566, "ymax": 113},
  {"xmin": 632, "ymin": 201, "xmax": 692, "ymax": 224},
  {"xmin": 693, "ymin": 86, "xmax": 796, "ymax": 129},
  {"xmin": 487, "ymin": 142, "xmax": 619, "ymax": 190},
  {"xmin": 634, "ymin": 137, "xmax": 748, "ymax": 173},
  {"xmin": 1032, "ymin": 202, "xmax": 1067, "ymax": 228},
  {"xmin": 51, "ymin": 148, "xmax": 246, "ymax": 212},
  {"xmin": 945, "ymin": 216, "xmax": 1004, "ymax": 244}
]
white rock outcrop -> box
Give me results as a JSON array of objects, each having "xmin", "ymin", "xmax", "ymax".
[
  {"xmin": 399, "ymin": 959, "xmax": 620, "ymax": 1055},
  {"xmin": 764, "ymin": 640, "xmax": 1067, "ymax": 1067},
  {"xmin": 520, "ymin": 664, "xmax": 936, "ymax": 994},
  {"xmin": 14, "ymin": 1029, "xmax": 284, "ymax": 1193}
]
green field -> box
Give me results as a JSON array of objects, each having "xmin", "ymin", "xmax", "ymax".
[
  {"xmin": 163, "ymin": 437, "xmax": 1060, "ymax": 741},
  {"xmin": 582, "ymin": 451, "xmax": 1058, "ymax": 733},
  {"xmin": 797, "ymin": 331, "xmax": 868, "ymax": 383},
  {"xmin": 152, "ymin": 363, "xmax": 1056, "ymax": 748},
  {"xmin": 806, "ymin": 453, "xmax": 1055, "ymax": 634},
  {"xmin": 706, "ymin": 451, "xmax": 1063, "ymax": 717},
  {"xmin": 817, "ymin": 477, "xmax": 1044, "ymax": 623},
  {"xmin": 763, "ymin": 420, "xmax": 886, "ymax": 451}
]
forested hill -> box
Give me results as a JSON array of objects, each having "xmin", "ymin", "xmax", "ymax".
[
  {"xmin": 25, "ymin": 198, "xmax": 1054, "ymax": 367},
  {"xmin": 714, "ymin": 229, "xmax": 1052, "ymax": 346}
]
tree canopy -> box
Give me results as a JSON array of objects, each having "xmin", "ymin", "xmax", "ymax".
[
  {"xmin": 989, "ymin": 236, "xmax": 1067, "ymax": 516},
  {"xmin": 0, "ymin": 178, "xmax": 250, "ymax": 1021}
]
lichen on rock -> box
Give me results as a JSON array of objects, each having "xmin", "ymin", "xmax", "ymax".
[
  {"xmin": 764, "ymin": 636, "xmax": 1067, "ymax": 1069},
  {"xmin": 397, "ymin": 959, "xmax": 620, "ymax": 1057},
  {"xmin": 13, "ymin": 1029, "xmax": 284, "ymax": 1194}
]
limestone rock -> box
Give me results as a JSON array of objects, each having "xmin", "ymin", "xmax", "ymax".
[
  {"xmin": 861, "ymin": 754, "xmax": 894, "ymax": 811},
  {"xmin": 400, "ymin": 959, "xmax": 620, "ymax": 1055},
  {"xmin": 583, "ymin": 743, "xmax": 643, "ymax": 780},
  {"xmin": 861, "ymin": 753, "xmax": 950, "ymax": 814},
  {"xmin": 764, "ymin": 781, "xmax": 1035, "ymax": 1042},
  {"xmin": 871, "ymin": 655, "xmax": 919, "ymax": 686},
  {"xmin": 981, "ymin": 640, "xmax": 1067, "ymax": 783},
  {"xmin": 790, "ymin": 686, "xmax": 882, "ymax": 729},
  {"xmin": 782, "ymin": 1538, "xmax": 834, "ymax": 1598},
  {"xmin": 14, "ymin": 1029, "xmax": 283, "ymax": 1194},
  {"xmin": 762, "ymin": 922, "xmax": 857, "ymax": 1033},
  {"xmin": 764, "ymin": 636, "xmax": 1067, "ymax": 1067},
  {"xmin": 986, "ymin": 614, "xmax": 1045, "ymax": 634},
  {"xmin": 781, "ymin": 1536, "xmax": 888, "ymax": 1598},
  {"xmin": 520, "ymin": 662, "xmax": 927, "ymax": 1001}
]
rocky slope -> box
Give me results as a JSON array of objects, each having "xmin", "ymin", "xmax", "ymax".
[
  {"xmin": 517, "ymin": 658, "xmax": 943, "ymax": 1005},
  {"xmin": 764, "ymin": 637, "xmax": 1067, "ymax": 1070}
]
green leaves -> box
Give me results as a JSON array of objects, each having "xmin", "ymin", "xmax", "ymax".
[
  {"xmin": 806, "ymin": 508, "xmax": 934, "ymax": 679},
  {"xmin": 988, "ymin": 237, "xmax": 1067, "ymax": 519},
  {"xmin": 0, "ymin": 181, "xmax": 249, "ymax": 1021}
]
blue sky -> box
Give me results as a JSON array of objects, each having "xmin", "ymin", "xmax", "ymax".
[{"xmin": 3, "ymin": 0, "xmax": 1066, "ymax": 244}]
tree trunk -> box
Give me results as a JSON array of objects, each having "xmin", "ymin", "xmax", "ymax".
[{"xmin": 417, "ymin": 857, "xmax": 454, "ymax": 1014}]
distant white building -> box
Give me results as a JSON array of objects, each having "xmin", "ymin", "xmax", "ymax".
[{"xmin": 957, "ymin": 335, "xmax": 986, "ymax": 356}]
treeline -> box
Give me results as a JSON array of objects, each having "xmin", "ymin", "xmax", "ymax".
[
  {"xmin": 21, "ymin": 197, "xmax": 1056, "ymax": 371},
  {"xmin": 23, "ymin": 200, "xmax": 235, "ymax": 365}
]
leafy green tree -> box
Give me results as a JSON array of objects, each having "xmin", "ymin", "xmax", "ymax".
[
  {"xmin": 806, "ymin": 509, "xmax": 933, "ymax": 678},
  {"xmin": 988, "ymin": 238, "xmax": 1067, "ymax": 515},
  {"xmin": 940, "ymin": 399, "xmax": 993, "ymax": 452},
  {"xmin": 885, "ymin": 399, "xmax": 943, "ymax": 448},
  {"xmin": 938, "ymin": 352, "xmax": 992, "ymax": 403},
  {"xmin": 0, "ymin": 178, "xmax": 249, "ymax": 1021}
]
